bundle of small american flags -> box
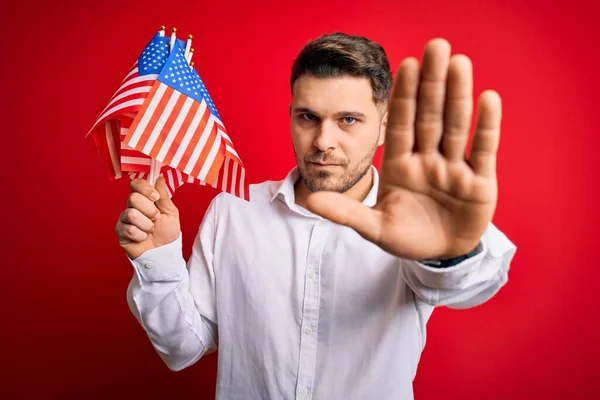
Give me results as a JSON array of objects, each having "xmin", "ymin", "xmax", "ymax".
[{"xmin": 86, "ymin": 26, "xmax": 249, "ymax": 201}]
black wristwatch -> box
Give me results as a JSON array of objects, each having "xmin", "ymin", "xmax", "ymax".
[{"xmin": 419, "ymin": 241, "xmax": 484, "ymax": 268}]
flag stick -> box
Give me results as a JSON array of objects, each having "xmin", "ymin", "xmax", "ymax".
[
  {"xmin": 169, "ymin": 27, "xmax": 177, "ymax": 50},
  {"xmin": 185, "ymin": 34, "xmax": 193, "ymax": 62}
]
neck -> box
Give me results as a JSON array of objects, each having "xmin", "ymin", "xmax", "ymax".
[{"xmin": 294, "ymin": 166, "xmax": 374, "ymax": 209}]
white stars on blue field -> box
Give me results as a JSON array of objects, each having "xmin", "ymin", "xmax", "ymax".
[
  {"xmin": 138, "ymin": 34, "xmax": 170, "ymax": 75},
  {"xmin": 158, "ymin": 42, "xmax": 222, "ymax": 120}
]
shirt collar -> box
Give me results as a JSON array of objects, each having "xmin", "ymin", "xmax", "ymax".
[{"xmin": 270, "ymin": 165, "xmax": 380, "ymax": 211}]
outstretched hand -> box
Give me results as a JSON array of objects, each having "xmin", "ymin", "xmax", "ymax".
[{"xmin": 305, "ymin": 38, "xmax": 500, "ymax": 260}]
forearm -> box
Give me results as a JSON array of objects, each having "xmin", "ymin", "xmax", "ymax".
[
  {"xmin": 400, "ymin": 222, "xmax": 517, "ymax": 308},
  {"xmin": 126, "ymin": 234, "xmax": 217, "ymax": 371}
]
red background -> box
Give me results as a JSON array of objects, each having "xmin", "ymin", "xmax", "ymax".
[{"xmin": 2, "ymin": 0, "xmax": 599, "ymax": 398}]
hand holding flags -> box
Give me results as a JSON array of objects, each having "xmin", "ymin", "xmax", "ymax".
[{"xmin": 86, "ymin": 26, "xmax": 249, "ymax": 200}]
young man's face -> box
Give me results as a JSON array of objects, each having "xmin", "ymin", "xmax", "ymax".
[{"xmin": 290, "ymin": 75, "xmax": 386, "ymax": 193}]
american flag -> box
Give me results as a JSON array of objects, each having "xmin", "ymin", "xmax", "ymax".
[
  {"xmin": 123, "ymin": 38, "xmax": 248, "ymax": 200},
  {"xmin": 87, "ymin": 31, "xmax": 249, "ymax": 201},
  {"xmin": 120, "ymin": 114, "xmax": 206, "ymax": 197},
  {"xmin": 88, "ymin": 33, "xmax": 171, "ymax": 179}
]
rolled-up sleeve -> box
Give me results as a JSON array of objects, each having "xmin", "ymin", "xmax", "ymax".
[
  {"xmin": 399, "ymin": 223, "xmax": 517, "ymax": 309},
  {"xmin": 126, "ymin": 198, "xmax": 219, "ymax": 371}
]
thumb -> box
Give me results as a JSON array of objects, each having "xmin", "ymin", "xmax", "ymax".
[
  {"xmin": 305, "ymin": 192, "xmax": 383, "ymax": 244},
  {"xmin": 154, "ymin": 176, "xmax": 177, "ymax": 214}
]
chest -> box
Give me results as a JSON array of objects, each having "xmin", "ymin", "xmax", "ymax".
[{"xmin": 214, "ymin": 210, "xmax": 408, "ymax": 324}]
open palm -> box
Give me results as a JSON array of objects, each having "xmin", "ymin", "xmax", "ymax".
[{"xmin": 306, "ymin": 38, "xmax": 501, "ymax": 260}]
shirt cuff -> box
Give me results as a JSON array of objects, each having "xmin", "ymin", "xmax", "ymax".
[
  {"xmin": 405, "ymin": 240, "xmax": 488, "ymax": 288},
  {"xmin": 129, "ymin": 233, "xmax": 187, "ymax": 282}
]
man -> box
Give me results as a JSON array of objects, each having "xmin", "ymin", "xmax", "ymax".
[{"xmin": 116, "ymin": 33, "xmax": 517, "ymax": 399}]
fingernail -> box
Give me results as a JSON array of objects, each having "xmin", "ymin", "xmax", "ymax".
[{"xmin": 150, "ymin": 191, "xmax": 159, "ymax": 201}]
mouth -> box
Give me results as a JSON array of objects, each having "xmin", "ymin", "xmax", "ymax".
[{"xmin": 308, "ymin": 162, "xmax": 342, "ymax": 169}]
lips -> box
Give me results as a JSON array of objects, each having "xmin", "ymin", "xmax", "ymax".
[{"xmin": 309, "ymin": 162, "xmax": 341, "ymax": 167}]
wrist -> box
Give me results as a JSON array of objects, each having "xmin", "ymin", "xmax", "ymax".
[{"xmin": 420, "ymin": 241, "xmax": 484, "ymax": 268}]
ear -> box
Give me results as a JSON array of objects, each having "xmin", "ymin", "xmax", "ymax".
[{"xmin": 378, "ymin": 110, "xmax": 388, "ymax": 146}]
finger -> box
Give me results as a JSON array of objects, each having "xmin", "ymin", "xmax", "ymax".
[
  {"xmin": 127, "ymin": 192, "xmax": 160, "ymax": 221},
  {"xmin": 415, "ymin": 38, "xmax": 451, "ymax": 153},
  {"xmin": 120, "ymin": 208, "xmax": 155, "ymax": 233},
  {"xmin": 441, "ymin": 55, "xmax": 473, "ymax": 161},
  {"xmin": 384, "ymin": 57, "xmax": 420, "ymax": 157},
  {"xmin": 116, "ymin": 222, "xmax": 148, "ymax": 243},
  {"xmin": 469, "ymin": 90, "xmax": 502, "ymax": 178},
  {"xmin": 305, "ymin": 192, "xmax": 383, "ymax": 244},
  {"xmin": 130, "ymin": 178, "xmax": 160, "ymax": 201},
  {"xmin": 154, "ymin": 176, "xmax": 178, "ymax": 215}
]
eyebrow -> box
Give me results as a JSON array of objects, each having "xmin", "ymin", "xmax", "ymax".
[{"xmin": 293, "ymin": 107, "xmax": 366, "ymax": 119}]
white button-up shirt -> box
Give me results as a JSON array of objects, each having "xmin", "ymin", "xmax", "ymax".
[{"xmin": 127, "ymin": 166, "xmax": 517, "ymax": 400}]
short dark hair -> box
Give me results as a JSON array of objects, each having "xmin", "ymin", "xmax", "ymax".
[{"xmin": 290, "ymin": 32, "xmax": 393, "ymax": 105}]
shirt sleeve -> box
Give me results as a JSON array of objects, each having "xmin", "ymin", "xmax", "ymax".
[
  {"xmin": 126, "ymin": 197, "xmax": 220, "ymax": 371},
  {"xmin": 399, "ymin": 222, "xmax": 517, "ymax": 309}
]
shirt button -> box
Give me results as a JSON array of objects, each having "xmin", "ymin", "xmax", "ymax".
[
  {"xmin": 308, "ymin": 271, "xmax": 315, "ymax": 279},
  {"xmin": 304, "ymin": 327, "xmax": 313, "ymax": 335},
  {"xmin": 300, "ymin": 387, "xmax": 308, "ymax": 395},
  {"xmin": 144, "ymin": 262, "xmax": 152, "ymax": 269}
]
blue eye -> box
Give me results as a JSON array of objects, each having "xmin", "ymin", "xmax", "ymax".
[{"xmin": 343, "ymin": 117, "xmax": 356, "ymax": 125}]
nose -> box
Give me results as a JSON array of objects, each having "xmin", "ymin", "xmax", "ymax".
[{"xmin": 313, "ymin": 120, "xmax": 338, "ymax": 152}]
